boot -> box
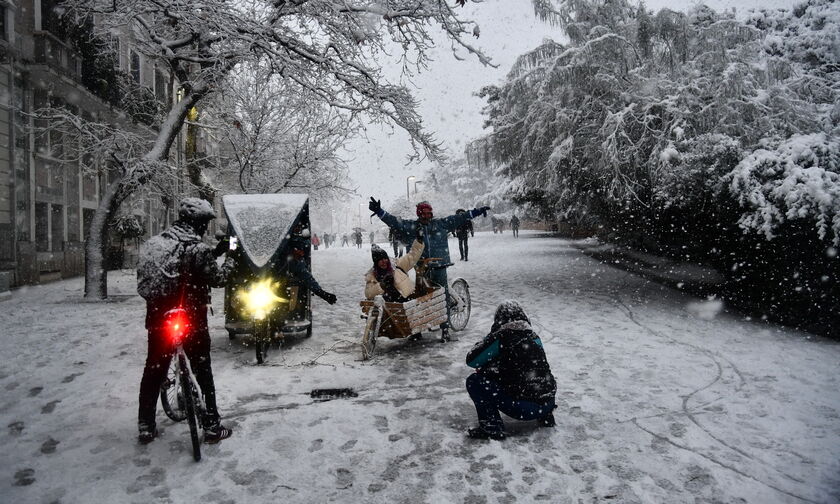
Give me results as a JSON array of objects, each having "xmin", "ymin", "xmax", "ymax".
[
  {"xmin": 138, "ymin": 423, "xmax": 158, "ymax": 445},
  {"xmin": 204, "ymin": 424, "xmax": 233, "ymax": 444},
  {"xmin": 539, "ymin": 413, "xmax": 556, "ymax": 428}
]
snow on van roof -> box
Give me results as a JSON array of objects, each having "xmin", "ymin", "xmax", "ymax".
[{"xmin": 222, "ymin": 194, "xmax": 308, "ymax": 268}]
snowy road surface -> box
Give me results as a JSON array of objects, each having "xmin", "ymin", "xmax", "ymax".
[{"xmin": 1, "ymin": 231, "xmax": 838, "ymax": 503}]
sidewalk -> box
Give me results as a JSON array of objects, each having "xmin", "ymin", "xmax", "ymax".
[{"xmin": 571, "ymin": 239, "xmax": 725, "ymax": 298}]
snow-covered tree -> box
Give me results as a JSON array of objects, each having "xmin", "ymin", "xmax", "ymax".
[
  {"xmin": 53, "ymin": 0, "xmax": 492, "ymax": 299},
  {"xmin": 477, "ymin": 0, "xmax": 839, "ymax": 330},
  {"xmin": 205, "ymin": 63, "xmax": 355, "ymax": 200}
]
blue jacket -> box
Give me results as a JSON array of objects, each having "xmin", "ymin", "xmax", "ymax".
[{"xmin": 376, "ymin": 209, "xmax": 480, "ymax": 265}]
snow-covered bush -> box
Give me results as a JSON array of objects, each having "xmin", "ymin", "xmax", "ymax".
[{"xmin": 730, "ymin": 133, "xmax": 840, "ymax": 244}]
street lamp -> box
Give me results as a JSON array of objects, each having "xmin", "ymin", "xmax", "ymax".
[
  {"xmin": 413, "ymin": 180, "xmax": 423, "ymax": 197},
  {"xmin": 406, "ymin": 175, "xmax": 415, "ymax": 204}
]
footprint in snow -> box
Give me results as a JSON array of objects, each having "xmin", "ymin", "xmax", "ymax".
[
  {"xmin": 61, "ymin": 373, "xmax": 84, "ymax": 383},
  {"xmin": 40, "ymin": 437, "xmax": 59, "ymax": 454},
  {"xmin": 8, "ymin": 421, "xmax": 24, "ymax": 435},
  {"xmin": 14, "ymin": 468, "xmax": 36, "ymax": 486},
  {"xmin": 41, "ymin": 400, "xmax": 60, "ymax": 414},
  {"xmin": 374, "ymin": 415, "xmax": 389, "ymax": 433},
  {"xmin": 29, "ymin": 386, "xmax": 43, "ymax": 397}
]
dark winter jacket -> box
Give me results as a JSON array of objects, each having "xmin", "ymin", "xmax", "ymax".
[
  {"xmin": 144, "ymin": 222, "xmax": 232, "ymax": 330},
  {"xmin": 466, "ymin": 301, "xmax": 556, "ymax": 404},
  {"xmin": 376, "ymin": 209, "xmax": 477, "ymax": 265},
  {"xmin": 456, "ymin": 219, "xmax": 474, "ymax": 240},
  {"xmin": 285, "ymin": 257, "xmax": 329, "ymax": 299}
]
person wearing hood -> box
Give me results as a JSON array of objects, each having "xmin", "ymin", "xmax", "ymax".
[
  {"xmin": 465, "ymin": 301, "xmax": 557, "ymax": 440},
  {"xmin": 365, "ymin": 227, "xmax": 426, "ymax": 302},
  {"xmin": 137, "ymin": 198, "xmax": 234, "ymax": 445}
]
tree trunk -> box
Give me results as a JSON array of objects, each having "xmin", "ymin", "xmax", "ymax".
[{"xmin": 83, "ymin": 175, "xmax": 126, "ymax": 299}]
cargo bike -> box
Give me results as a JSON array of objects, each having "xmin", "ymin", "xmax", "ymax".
[
  {"xmin": 359, "ymin": 259, "xmax": 471, "ymax": 359},
  {"xmin": 221, "ymin": 194, "xmax": 314, "ymax": 363}
]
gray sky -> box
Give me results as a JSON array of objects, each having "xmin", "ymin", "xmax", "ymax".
[{"xmin": 343, "ymin": 0, "xmax": 800, "ymax": 208}]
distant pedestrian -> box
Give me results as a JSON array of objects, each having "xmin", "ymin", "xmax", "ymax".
[
  {"xmin": 341, "ymin": 234, "xmax": 349, "ymax": 247},
  {"xmin": 465, "ymin": 301, "xmax": 556, "ymax": 440},
  {"xmin": 454, "ymin": 209, "xmax": 474, "ymax": 261},
  {"xmin": 312, "ymin": 233, "xmax": 320, "ymax": 250},
  {"xmin": 369, "ymin": 231, "xmax": 375, "ymax": 245},
  {"xmin": 510, "ymin": 215, "xmax": 520, "ymax": 238},
  {"xmin": 389, "ymin": 228, "xmax": 404, "ymax": 257},
  {"xmin": 355, "ymin": 231, "xmax": 363, "ymax": 249}
]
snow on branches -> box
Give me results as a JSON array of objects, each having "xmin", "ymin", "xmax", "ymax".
[
  {"xmin": 476, "ymin": 0, "xmax": 840, "ymax": 244},
  {"xmin": 730, "ymin": 133, "xmax": 840, "ymax": 244}
]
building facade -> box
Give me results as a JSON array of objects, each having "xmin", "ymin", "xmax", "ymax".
[{"xmin": 0, "ymin": 0, "xmax": 187, "ymax": 290}]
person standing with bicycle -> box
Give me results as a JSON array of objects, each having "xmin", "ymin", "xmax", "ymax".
[
  {"xmin": 368, "ymin": 198, "xmax": 489, "ymax": 340},
  {"xmin": 136, "ymin": 198, "xmax": 234, "ymax": 445}
]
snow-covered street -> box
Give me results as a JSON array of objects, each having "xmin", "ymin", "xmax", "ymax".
[{"xmin": 1, "ymin": 231, "xmax": 838, "ymax": 503}]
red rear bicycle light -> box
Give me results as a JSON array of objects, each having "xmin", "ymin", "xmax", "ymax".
[{"xmin": 164, "ymin": 308, "xmax": 190, "ymax": 344}]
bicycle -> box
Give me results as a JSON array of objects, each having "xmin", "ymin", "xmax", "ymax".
[
  {"xmin": 359, "ymin": 258, "xmax": 471, "ymax": 359},
  {"xmin": 158, "ymin": 308, "xmax": 206, "ymax": 462}
]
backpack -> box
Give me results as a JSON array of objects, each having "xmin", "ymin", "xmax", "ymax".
[{"xmin": 137, "ymin": 233, "xmax": 190, "ymax": 301}]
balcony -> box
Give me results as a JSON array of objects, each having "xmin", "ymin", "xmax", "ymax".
[{"xmin": 32, "ymin": 31, "xmax": 82, "ymax": 81}]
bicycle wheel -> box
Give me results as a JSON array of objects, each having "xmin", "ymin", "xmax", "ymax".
[
  {"xmin": 361, "ymin": 307, "xmax": 380, "ymax": 360},
  {"xmin": 160, "ymin": 356, "xmax": 186, "ymax": 422},
  {"xmin": 179, "ymin": 356, "xmax": 202, "ymax": 461},
  {"xmin": 449, "ymin": 278, "xmax": 471, "ymax": 331}
]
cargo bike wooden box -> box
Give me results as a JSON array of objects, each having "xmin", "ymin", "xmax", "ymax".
[
  {"xmin": 222, "ymin": 194, "xmax": 313, "ymax": 363},
  {"xmin": 359, "ymin": 267, "xmax": 472, "ymax": 359}
]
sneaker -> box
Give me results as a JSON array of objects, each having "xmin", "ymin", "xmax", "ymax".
[
  {"xmin": 138, "ymin": 427, "xmax": 158, "ymax": 445},
  {"xmin": 467, "ymin": 427, "xmax": 506, "ymax": 441},
  {"xmin": 539, "ymin": 413, "xmax": 556, "ymax": 428},
  {"xmin": 204, "ymin": 425, "xmax": 233, "ymax": 444}
]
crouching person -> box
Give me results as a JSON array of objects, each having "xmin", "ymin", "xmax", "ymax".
[{"xmin": 465, "ymin": 301, "xmax": 557, "ymax": 440}]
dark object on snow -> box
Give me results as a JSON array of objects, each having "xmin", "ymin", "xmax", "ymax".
[
  {"xmin": 465, "ymin": 301, "xmax": 556, "ymax": 436},
  {"xmin": 310, "ymin": 388, "xmax": 359, "ymax": 402}
]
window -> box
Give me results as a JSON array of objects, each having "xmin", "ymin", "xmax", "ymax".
[
  {"xmin": 155, "ymin": 68, "xmax": 169, "ymax": 106},
  {"xmin": 129, "ymin": 50, "xmax": 141, "ymax": 83},
  {"xmin": 0, "ymin": 6, "xmax": 7, "ymax": 42},
  {"xmin": 67, "ymin": 206, "xmax": 79, "ymax": 242},
  {"xmin": 35, "ymin": 202, "xmax": 49, "ymax": 252},
  {"xmin": 50, "ymin": 203, "xmax": 63, "ymax": 251}
]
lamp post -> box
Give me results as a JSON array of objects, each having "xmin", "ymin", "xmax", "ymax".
[
  {"xmin": 406, "ymin": 175, "xmax": 415, "ymax": 205},
  {"xmin": 413, "ymin": 180, "xmax": 423, "ymax": 198}
]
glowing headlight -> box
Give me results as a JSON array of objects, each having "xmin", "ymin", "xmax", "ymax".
[{"xmin": 238, "ymin": 279, "xmax": 287, "ymax": 320}]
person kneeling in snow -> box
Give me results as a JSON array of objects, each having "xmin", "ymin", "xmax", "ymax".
[
  {"xmin": 465, "ymin": 301, "xmax": 557, "ymax": 440},
  {"xmin": 365, "ymin": 227, "xmax": 425, "ymax": 302}
]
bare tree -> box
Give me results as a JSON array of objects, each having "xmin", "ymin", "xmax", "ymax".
[
  {"xmin": 206, "ymin": 64, "xmax": 355, "ymax": 199},
  {"xmin": 52, "ymin": 0, "xmax": 492, "ymax": 299}
]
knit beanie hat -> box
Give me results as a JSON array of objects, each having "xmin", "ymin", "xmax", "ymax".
[{"xmin": 371, "ymin": 244, "xmax": 389, "ymax": 264}]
